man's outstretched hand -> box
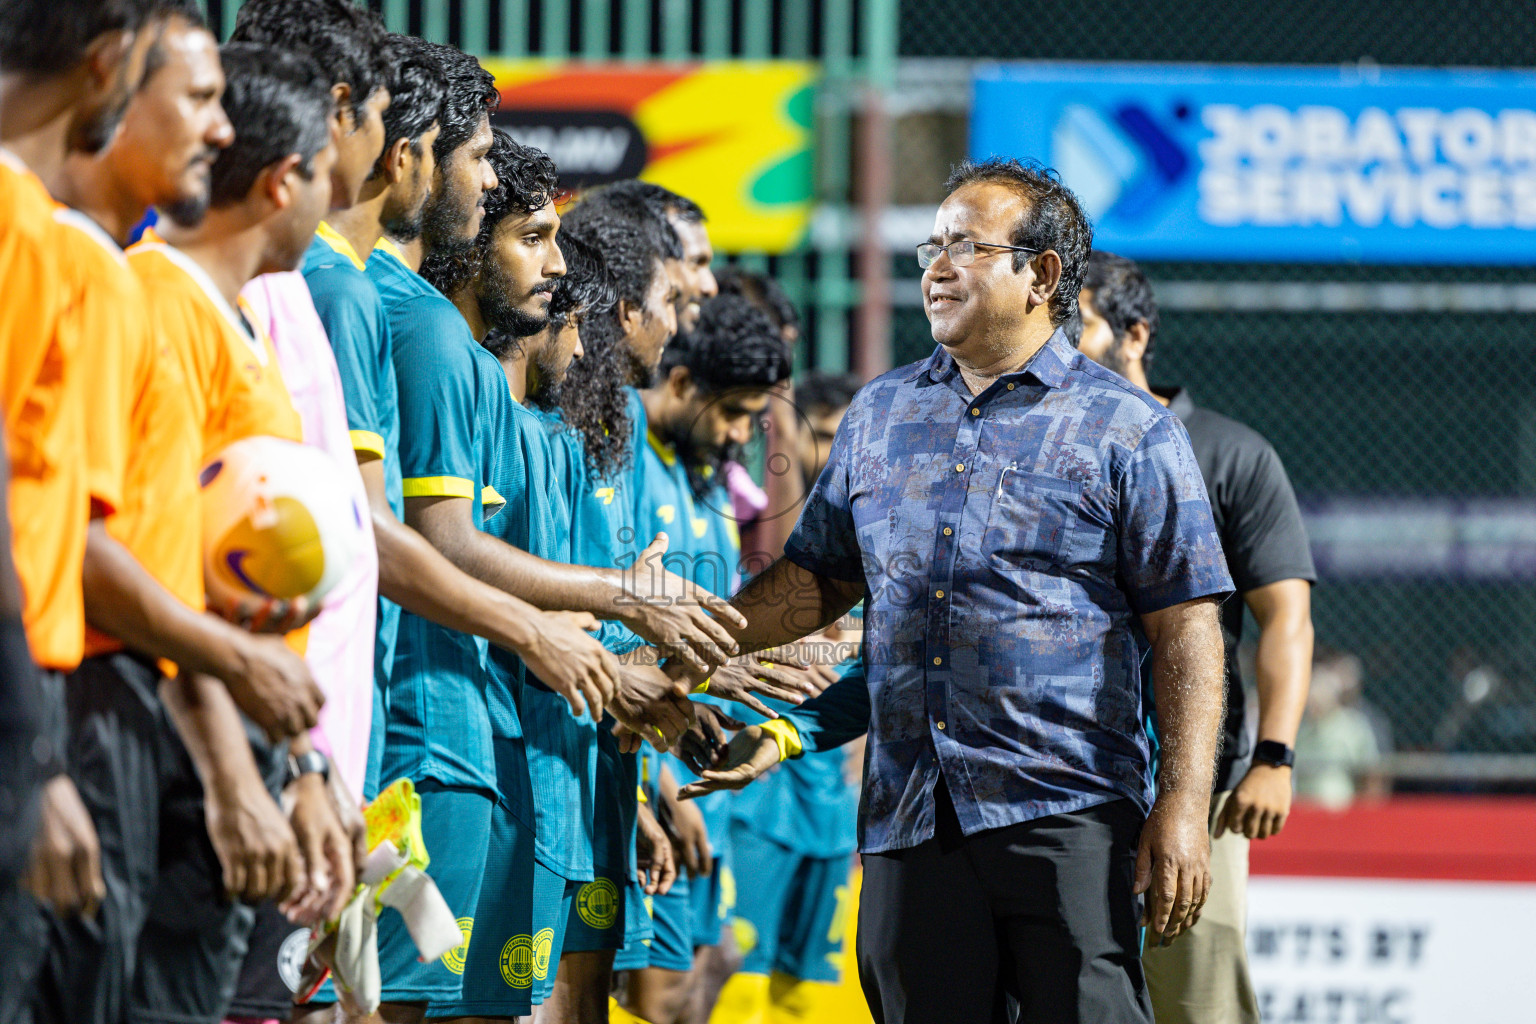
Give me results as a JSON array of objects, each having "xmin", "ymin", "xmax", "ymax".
[
  {"xmin": 618, "ymin": 533, "xmax": 746, "ymax": 676},
  {"xmin": 677, "ymin": 726, "xmax": 780, "ymax": 801},
  {"xmin": 1134, "ymin": 793, "xmax": 1211, "ymax": 946}
]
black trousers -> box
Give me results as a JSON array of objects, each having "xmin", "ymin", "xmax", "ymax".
[
  {"xmin": 6, "ymin": 653, "xmax": 284, "ymax": 1024},
  {"xmin": 857, "ymin": 782, "xmax": 1152, "ymax": 1024}
]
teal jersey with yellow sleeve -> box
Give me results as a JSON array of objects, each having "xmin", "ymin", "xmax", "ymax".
[
  {"xmin": 369, "ymin": 239, "xmax": 498, "ymax": 797},
  {"xmin": 485, "ymin": 394, "xmax": 600, "ymax": 879},
  {"xmin": 302, "ymin": 228, "xmax": 401, "ymax": 798},
  {"xmin": 640, "ymin": 430, "xmax": 740, "ymax": 864}
]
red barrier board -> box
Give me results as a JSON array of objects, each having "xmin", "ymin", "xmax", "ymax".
[{"xmin": 1248, "ymin": 797, "xmax": 1536, "ymax": 882}]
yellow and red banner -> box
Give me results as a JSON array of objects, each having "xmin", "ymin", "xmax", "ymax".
[{"xmin": 482, "ymin": 59, "xmax": 816, "ymax": 253}]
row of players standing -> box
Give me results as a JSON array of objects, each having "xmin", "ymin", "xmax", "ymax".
[{"xmin": 0, "ymin": 0, "xmax": 859, "ymax": 1022}]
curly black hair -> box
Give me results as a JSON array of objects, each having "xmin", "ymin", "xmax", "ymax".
[
  {"xmin": 944, "ymin": 158, "xmax": 1093, "ymax": 328},
  {"xmin": 659, "ymin": 293, "xmax": 790, "ymax": 498},
  {"xmin": 537, "ymin": 226, "xmax": 631, "ymax": 481},
  {"xmin": 229, "ymin": 0, "xmax": 386, "ymax": 122},
  {"xmin": 598, "ymin": 179, "xmax": 705, "ymax": 226},
  {"xmin": 662, "ymin": 293, "xmax": 790, "ymax": 392},
  {"xmin": 548, "ymin": 229, "xmax": 615, "ymax": 328},
  {"xmin": 421, "ymin": 42, "xmax": 498, "ymax": 165},
  {"xmin": 563, "ymin": 186, "xmax": 682, "ymax": 279},
  {"xmin": 374, "ymin": 34, "xmax": 445, "ymax": 171},
  {"xmin": 420, "ymin": 127, "xmax": 559, "ymax": 303}
]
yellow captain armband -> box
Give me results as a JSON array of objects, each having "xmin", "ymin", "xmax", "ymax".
[
  {"xmin": 692, "ymin": 678, "xmax": 711, "ymax": 694},
  {"xmin": 758, "ymin": 719, "xmax": 803, "ymax": 762},
  {"xmin": 637, "ymin": 785, "xmax": 648, "ymax": 804}
]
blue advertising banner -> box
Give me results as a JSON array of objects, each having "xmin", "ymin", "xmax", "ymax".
[{"xmin": 971, "ymin": 62, "xmax": 1536, "ymax": 263}]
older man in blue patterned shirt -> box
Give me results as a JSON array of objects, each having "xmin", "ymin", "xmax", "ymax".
[{"xmin": 682, "ymin": 159, "xmax": 1233, "ymax": 1024}]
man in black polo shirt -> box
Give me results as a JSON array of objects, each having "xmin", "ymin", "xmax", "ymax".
[{"xmin": 1078, "ymin": 251, "xmax": 1317, "ymax": 1024}]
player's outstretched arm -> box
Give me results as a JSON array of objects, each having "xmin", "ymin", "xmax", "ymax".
[
  {"xmin": 358, "ymin": 463, "xmax": 617, "ymax": 719},
  {"xmin": 724, "ymin": 555, "xmax": 864, "ymax": 658},
  {"xmin": 81, "ymin": 521, "xmax": 323, "ymax": 741},
  {"xmin": 676, "ymin": 726, "xmax": 781, "ymax": 801},
  {"xmin": 1136, "ymin": 595, "xmax": 1225, "ymax": 949}
]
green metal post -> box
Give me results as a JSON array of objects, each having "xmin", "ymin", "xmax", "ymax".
[
  {"xmin": 542, "ymin": 0, "xmax": 569, "ymax": 57},
  {"xmin": 423, "ymin": 0, "xmax": 449, "ymax": 45},
  {"xmin": 661, "ymin": 0, "xmax": 689, "ymax": 60},
  {"xmin": 501, "ymin": 0, "xmax": 529, "ymax": 55},
  {"xmin": 582, "ymin": 0, "xmax": 610, "ymax": 58},
  {"xmin": 620, "ymin": 0, "xmax": 649, "ymax": 59}
]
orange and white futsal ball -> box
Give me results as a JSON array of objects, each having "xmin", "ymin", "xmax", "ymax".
[{"xmin": 200, "ymin": 436, "xmax": 365, "ymax": 607}]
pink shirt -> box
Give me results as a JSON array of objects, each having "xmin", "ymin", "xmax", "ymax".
[{"xmin": 241, "ymin": 271, "xmax": 378, "ymax": 798}]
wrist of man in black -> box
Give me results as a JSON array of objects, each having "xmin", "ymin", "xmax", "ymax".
[{"xmin": 1252, "ymin": 739, "xmax": 1295, "ymax": 769}]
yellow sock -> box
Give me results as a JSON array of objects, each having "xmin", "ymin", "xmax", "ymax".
[
  {"xmin": 610, "ymin": 995, "xmax": 654, "ymax": 1024},
  {"xmin": 709, "ymin": 971, "xmax": 772, "ymax": 1024},
  {"xmin": 768, "ymin": 973, "xmax": 842, "ymax": 1023}
]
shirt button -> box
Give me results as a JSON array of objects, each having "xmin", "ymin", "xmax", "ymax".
[
  {"xmin": 937, "ymin": 721, "xmax": 946, "ymax": 730},
  {"xmin": 955, "ymin": 463, "xmax": 965, "ymax": 472},
  {"xmin": 943, "ymin": 527, "xmax": 953, "ymax": 536},
  {"xmin": 970, "ymin": 408, "xmax": 980, "ymax": 416},
  {"xmin": 932, "ymin": 656, "xmax": 942, "ymax": 666},
  {"xmin": 935, "ymin": 589, "xmax": 944, "ymax": 599},
  {"xmin": 1007, "ymin": 382, "xmax": 1016, "ymax": 390}
]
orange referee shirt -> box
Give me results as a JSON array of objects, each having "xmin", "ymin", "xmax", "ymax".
[
  {"xmin": 0, "ymin": 152, "xmax": 91, "ymax": 670},
  {"xmin": 127, "ymin": 232, "xmax": 303, "ymax": 457},
  {"xmin": 127, "ymin": 233, "xmax": 307, "ymax": 654},
  {"xmin": 54, "ymin": 216, "xmax": 205, "ymax": 660}
]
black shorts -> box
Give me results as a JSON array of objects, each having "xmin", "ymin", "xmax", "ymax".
[
  {"xmin": 16, "ymin": 653, "xmax": 285, "ymax": 1024},
  {"xmin": 225, "ymin": 902, "xmax": 312, "ymax": 1020},
  {"xmin": 857, "ymin": 781, "xmax": 1153, "ymax": 1024}
]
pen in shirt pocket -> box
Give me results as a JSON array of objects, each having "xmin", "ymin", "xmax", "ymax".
[{"xmin": 997, "ymin": 460, "xmax": 1018, "ymax": 496}]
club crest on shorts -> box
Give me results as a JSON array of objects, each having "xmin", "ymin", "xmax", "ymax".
[
  {"xmin": 441, "ymin": 917, "xmax": 474, "ymax": 975},
  {"xmin": 277, "ymin": 928, "xmax": 311, "ymax": 992},
  {"xmin": 577, "ymin": 877, "xmax": 620, "ymax": 930},
  {"xmin": 498, "ymin": 929, "xmax": 556, "ymax": 986}
]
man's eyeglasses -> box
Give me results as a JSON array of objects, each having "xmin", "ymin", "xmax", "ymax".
[{"xmin": 916, "ymin": 240, "xmax": 1038, "ymax": 270}]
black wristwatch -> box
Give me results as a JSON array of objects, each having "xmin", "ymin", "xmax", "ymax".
[
  {"xmin": 287, "ymin": 750, "xmax": 330, "ymax": 786},
  {"xmin": 1253, "ymin": 740, "xmax": 1295, "ymax": 769}
]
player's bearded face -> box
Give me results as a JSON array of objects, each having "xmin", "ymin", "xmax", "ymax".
[
  {"xmin": 479, "ymin": 244, "xmax": 553, "ymax": 339},
  {"xmin": 422, "ymin": 121, "xmax": 495, "ymax": 255},
  {"xmin": 621, "ymin": 264, "xmax": 678, "ymax": 387},
  {"xmin": 127, "ymin": 22, "xmax": 231, "ymax": 230},
  {"xmin": 478, "ymin": 208, "xmax": 562, "ymax": 339},
  {"xmin": 381, "ymin": 131, "xmax": 437, "ymax": 241}
]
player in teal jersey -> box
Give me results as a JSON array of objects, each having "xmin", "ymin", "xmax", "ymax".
[
  {"xmin": 420, "ymin": 133, "xmax": 751, "ymax": 1023},
  {"xmin": 350, "ymin": 47, "xmax": 622, "ymax": 1021},
  {"xmin": 631, "ymin": 294, "xmax": 801, "ymax": 1024}
]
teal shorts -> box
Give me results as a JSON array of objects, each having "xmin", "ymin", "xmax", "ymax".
[
  {"xmin": 529, "ymin": 863, "xmax": 575, "ymax": 1004},
  {"xmin": 689, "ymin": 855, "xmax": 730, "ymax": 948},
  {"xmin": 561, "ymin": 867, "xmax": 627, "ymax": 953},
  {"xmin": 428, "ymin": 791, "xmax": 538, "ymax": 1018},
  {"xmin": 611, "ymin": 876, "xmax": 655, "ymax": 971},
  {"xmin": 374, "ymin": 781, "xmax": 494, "ymax": 1006},
  {"xmin": 729, "ymin": 826, "xmax": 849, "ymax": 983},
  {"xmin": 646, "ymin": 873, "xmax": 694, "ymax": 972}
]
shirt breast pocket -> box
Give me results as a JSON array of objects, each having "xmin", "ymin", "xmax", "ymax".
[{"xmin": 983, "ymin": 468, "xmax": 1088, "ymax": 574}]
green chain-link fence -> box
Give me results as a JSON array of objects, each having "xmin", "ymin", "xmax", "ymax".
[{"xmin": 892, "ymin": 0, "xmax": 1536, "ymax": 777}]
